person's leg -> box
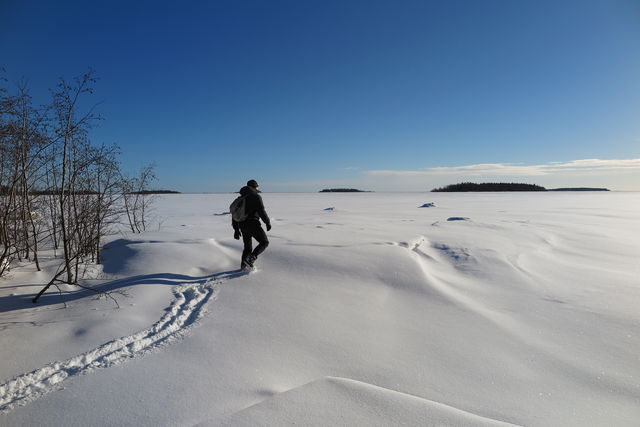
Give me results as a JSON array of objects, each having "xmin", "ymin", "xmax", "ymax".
[
  {"xmin": 241, "ymin": 229, "xmax": 253, "ymax": 268},
  {"xmin": 251, "ymin": 225, "xmax": 269, "ymax": 258}
]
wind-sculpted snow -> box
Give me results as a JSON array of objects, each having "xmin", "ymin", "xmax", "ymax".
[
  {"xmin": 210, "ymin": 377, "xmax": 521, "ymax": 426},
  {"xmin": 402, "ymin": 235, "xmax": 523, "ymax": 332},
  {"xmin": 0, "ymin": 276, "xmax": 226, "ymax": 413}
]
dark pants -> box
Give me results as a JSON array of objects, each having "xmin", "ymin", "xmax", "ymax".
[{"xmin": 240, "ymin": 221, "xmax": 269, "ymax": 267}]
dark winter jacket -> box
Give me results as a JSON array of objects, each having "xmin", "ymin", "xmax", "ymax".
[{"xmin": 232, "ymin": 186, "xmax": 271, "ymax": 231}]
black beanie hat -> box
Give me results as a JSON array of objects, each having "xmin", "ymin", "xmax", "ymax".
[{"xmin": 247, "ymin": 179, "xmax": 259, "ymax": 188}]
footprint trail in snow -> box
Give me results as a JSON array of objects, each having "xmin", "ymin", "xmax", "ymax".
[{"xmin": 0, "ymin": 273, "xmax": 236, "ymax": 413}]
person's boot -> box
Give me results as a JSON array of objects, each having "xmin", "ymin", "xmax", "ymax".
[{"xmin": 244, "ymin": 254, "xmax": 257, "ymax": 269}]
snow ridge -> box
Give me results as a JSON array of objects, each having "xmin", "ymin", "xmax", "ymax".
[
  {"xmin": 0, "ymin": 277, "xmax": 223, "ymax": 413},
  {"xmin": 407, "ymin": 236, "xmax": 519, "ymax": 333},
  {"xmin": 214, "ymin": 376, "xmax": 521, "ymax": 427}
]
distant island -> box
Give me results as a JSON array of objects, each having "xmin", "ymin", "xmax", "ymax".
[
  {"xmin": 319, "ymin": 188, "xmax": 370, "ymax": 193},
  {"xmin": 431, "ymin": 183, "xmax": 610, "ymax": 192},
  {"xmin": 549, "ymin": 187, "xmax": 609, "ymax": 192},
  {"xmin": 432, "ymin": 183, "xmax": 546, "ymax": 192}
]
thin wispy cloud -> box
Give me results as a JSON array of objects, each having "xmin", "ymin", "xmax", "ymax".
[{"xmin": 367, "ymin": 159, "xmax": 640, "ymax": 177}]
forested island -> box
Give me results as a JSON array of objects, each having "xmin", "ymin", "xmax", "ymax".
[
  {"xmin": 432, "ymin": 183, "xmax": 546, "ymax": 192},
  {"xmin": 431, "ymin": 183, "xmax": 610, "ymax": 192},
  {"xmin": 319, "ymin": 188, "xmax": 370, "ymax": 193}
]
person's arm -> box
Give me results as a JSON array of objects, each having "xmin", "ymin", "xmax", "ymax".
[
  {"xmin": 232, "ymin": 219, "xmax": 241, "ymax": 239},
  {"xmin": 256, "ymin": 195, "xmax": 271, "ymax": 230}
]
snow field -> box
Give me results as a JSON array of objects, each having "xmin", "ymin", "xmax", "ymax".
[
  {"xmin": 0, "ymin": 192, "xmax": 639, "ymax": 426},
  {"xmin": 0, "ymin": 275, "xmax": 227, "ymax": 413}
]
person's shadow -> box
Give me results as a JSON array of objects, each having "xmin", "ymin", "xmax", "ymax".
[{"xmin": 0, "ymin": 269, "xmax": 248, "ymax": 316}]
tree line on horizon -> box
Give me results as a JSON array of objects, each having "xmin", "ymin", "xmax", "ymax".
[
  {"xmin": 319, "ymin": 188, "xmax": 369, "ymax": 193},
  {"xmin": 432, "ymin": 182, "xmax": 547, "ymax": 192},
  {"xmin": 1, "ymin": 69, "xmax": 156, "ymax": 304}
]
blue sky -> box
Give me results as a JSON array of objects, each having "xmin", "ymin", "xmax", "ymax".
[{"xmin": 2, "ymin": 0, "xmax": 639, "ymax": 191}]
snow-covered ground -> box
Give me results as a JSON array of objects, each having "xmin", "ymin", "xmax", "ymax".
[{"xmin": 1, "ymin": 192, "xmax": 639, "ymax": 426}]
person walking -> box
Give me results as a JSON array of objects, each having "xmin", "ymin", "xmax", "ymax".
[{"xmin": 231, "ymin": 179, "xmax": 271, "ymax": 270}]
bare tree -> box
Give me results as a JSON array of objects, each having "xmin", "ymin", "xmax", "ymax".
[
  {"xmin": 30, "ymin": 71, "xmax": 122, "ymax": 305},
  {"xmin": 0, "ymin": 71, "xmax": 21, "ymax": 275},
  {"xmin": 121, "ymin": 164, "xmax": 157, "ymax": 233},
  {"xmin": 0, "ymin": 69, "xmax": 146, "ymax": 307},
  {"xmin": 13, "ymin": 81, "xmax": 52, "ymax": 271}
]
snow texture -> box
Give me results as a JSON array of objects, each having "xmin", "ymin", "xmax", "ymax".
[
  {"xmin": 1, "ymin": 192, "xmax": 639, "ymax": 426},
  {"xmin": 0, "ymin": 274, "xmax": 234, "ymax": 412}
]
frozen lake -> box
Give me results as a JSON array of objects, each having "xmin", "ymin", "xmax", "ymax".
[{"xmin": 1, "ymin": 192, "xmax": 639, "ymax": 426}]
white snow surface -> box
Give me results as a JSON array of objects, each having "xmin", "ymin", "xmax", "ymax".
[{"xmin": 0, "ymin": 192, "xmax": 639, "ymax": 426}]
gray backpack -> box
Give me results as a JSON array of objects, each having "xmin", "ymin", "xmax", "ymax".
[{"xmin": 230, "ymin": 195, "xmax": 249, "ymax": 222}]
